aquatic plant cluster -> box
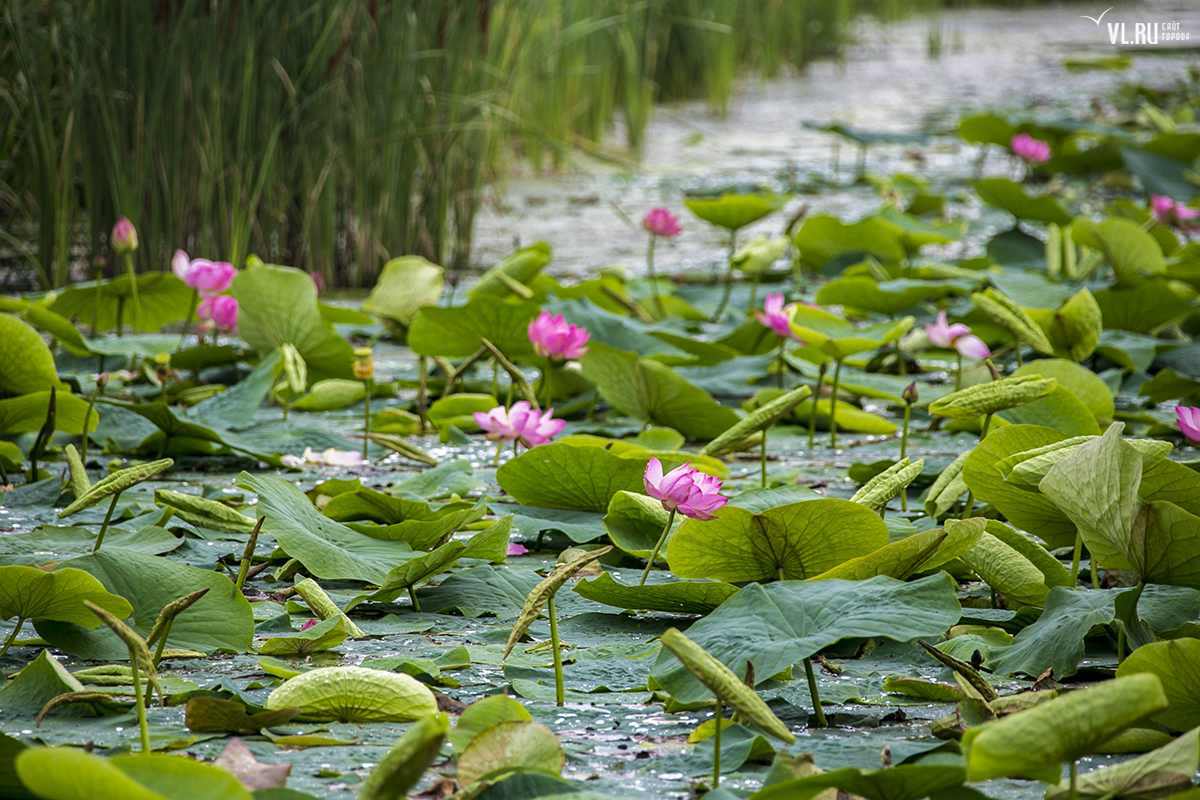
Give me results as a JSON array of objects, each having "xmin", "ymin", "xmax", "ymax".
[{"xmin": 4, "ymin": 74, "xmax": 1200, "ymax": 800}]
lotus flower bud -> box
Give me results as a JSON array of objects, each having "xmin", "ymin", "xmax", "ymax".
[
  {"xmin": 903, "ymin": 382, "xmax": 919, "ymax": 405},
  {"xmin": 111, "ymin": 217, "xmax": 138, "ymax": 255}
]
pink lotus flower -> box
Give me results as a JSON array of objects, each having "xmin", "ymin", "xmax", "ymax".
[
  {"xmin": 755, "ymin": 293, "xmax": 803, "ymax": 341},
  {"xmin": 197, "ymin": 295, "xmax": 239, "ymax": 333},
  {"xmin": 173, "ymin": 251, "xmax": 237, "ymax": 294},
  {"xmin": 1011, "ymin": 133, "xmax": 1051, "ymax": 164},
  {"xmin": 1178, "ymin": 407, "xmax": 1200, "ymax": 445},
  {"xmin": 642, "ymin": 208, "xmax": 682, "ymax": 238},
  {"xmin": 507, "ymin": 543, "xmax": 529, "ymax": 556},
  {"xmin": 925, "ymin": 312, "xmax": 990, "ymax": 359},
  {"xmin": 111, "ymin": 217, "xmax": 138, "ymax": 254},
  {"xmin": 473, "ymin": 401, "xmax": 565, "ymax": 449},
  {"xmin": 1150, "ymin": 195, "xmax": 1200, "ymax": 229},
  {"xmin": 643, "ymin": 458, "xmax": 728, "ymax": 521},
  {"xmin": 528, "ymin": 312, "xmax": 590, "ymax": 361}
]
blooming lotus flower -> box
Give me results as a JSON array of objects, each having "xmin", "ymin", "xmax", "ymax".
[
  {"xmin": 643, "ymin": 207, "xmax": 682, "ymax": 238},
  {"xmin": 1011, "ymin": 133, "xmax": 1051, "ymax": 164},
  {"xmin": 643, "ymin": 457, "xmax": 728, "ymax": 521},
  {"xmin": 473, "ymin": 401, "xmax": 564, "ymax": 449},
  {"xmin": 111, "ymin": 217, "xmax": 138, "ymax": 254},
  {"xmin": 755, "ymin": 293, "xmax": 802, "ymax": 341},
  {"xmin": 528, "ymin": 311, "xmax": 590, "ymax": 361},
  {"xmin": 1178, "ymin": 406, "xmax": 1200, "ymax": 445},
  {"xmin": 197, "ymin": 295, "xmax": 239, "ymax": 333},
  {"xmin": 173, "ymin": 251, "xmax": 237, "ymax": 294},
  {"xmin": 1150, "ymin": 195, "xmax": 1200, "ymax": 229},
  {"xmin": 925, "ymin": 312, "xmax": 990, "ymax": 359}
]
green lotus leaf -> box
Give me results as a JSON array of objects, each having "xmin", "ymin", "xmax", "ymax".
[
  {"xmin": 0, "ymin": 391, "xmax": 97, "ymax": 437},
  {"xmin": 496, "ymin": 443, "xmax": 650, "ymax": 513},
  {"xmin": 153, "ymin": 490, "xmax": 256, "ymax": 534},
  {"xmin": 924, "ymin": 451, "xmax": 971, "ymax": 518},
  {"xmin": 1117, "ymin": 640, "xmax": 1200, "ymax": 731},
  {"xmin": 265, "ymin": 665, "xmax": 437, "ymax": 722},
  {"xmin": 751, "ymin": 763, "xmax": 967, "ymax": 800},
  {"xmin": 1006, "ymin": 437, "xmax": 1170, "ymax": 488},
  {"xmin": 849, "ymin": 458, "xmax": 924, "ymax": 511},
  {"xmin": 1029, "ymin": 287, "xmax": 1103, "ymax": 362},
  {"xmin": 819, "ymin": 277, "xmax": 964, "ymax": 317},
  {"xmin": 451, "ymin": 695, "xmax": 533, "ymax": 753},
  {"xmin": 929, "ymin": 375, "xmax": 1057, "ymax": 420},
  {"xmin": 456, "ymin": 720, "xmax": 565, "ymax": 786},
  {"xmin": 1073, "ymin": 216, "xmax": 1166, "ymax": 285},
  {"xmin": 701, "ymin": 386, "xmax": 811, "ymax": 456},
  {"xmin": 58, "ymin": 459, "xmax": 173, "ymax": 518},
  {"xmin": 684, "ymin": 193, "xmax": 787, "ymax": 231},
  {"xmin": 0, "ymin": 566, "xmax": 132, "ymax": 627},
  {"xmin": 1044, "ymin": 726, "xmax": 1200, "ymax": 800},
  {"xmin": 792, "ymin": 214, "xmax": 908, "ymax": 270},
  {"xmin": 47, "ymin": 273, "xmax": 194, "ymax": 335},
  {"xmin": 362, "ymin": 256, "xmax": 444, "ymax": 328},
  {"xmin": 998, "ymin": 384, "xmax": 1100, "ymax": 437},
  {"xmin": 1013, "ymin": 359, "xmax": 1114, "ymax": 426},
  {"xmin": 0, "ymin": 650, "xmax": 87, "ymax": 718},
  {"xmin": 960, "ymin": 532, "xmax": 1051, "ymax": 607},
  {"xmin": 1094, "ymin": 279, "xmax": 1195, "ymax": 334},
  {"xmin": 258, "ymin": 615, "xmax": 349, "ymax": 656},
  {"xmin": 792, "ymin": 399, "xmax": 898, "ymax": 435},
  {"xmin": 603, "ymin": 490, "xmax": 674, "ymax": 559},
  {"xmin": 0, "ymin": 313, "xmax": 62, "ymax": 394},
  {"xmin": 787, "ymin": 306, "xmax": 913, "ymax": 360},
  {"xmin": 666, "ymin": 499, "xmax": 888, "ymax": 583},
  {"xmin": 809, "ymin": 517, "xmax": 985, "ymax": 581},
  {"xmin": 358, "ymin": 713, "xmax": 451, "ymax": 800},
  {"xmin": 15, "ymin": 748, "xmax": 252, "ymax": 800},
  {"xmin": 732, "ymin": 235, "xmax": 789, "ymax": 275},
  {"xmin": 971, "ymin": 289, "xmax": 1055, "ymax": 355},
  {"xmin": 984, "ymin": 521, "xmax": 1073, "ymax": 589},
  {"xmin": 290, "ymin": 379, "xmax": 366, "ymax": 412},
  {"xmin": 972, "ymin": 178, "xmax": 1073, "ymax": 225},
  {"xmin": 468, "ymin": 243, "xmax": 553, "ymax": 299},
  {"xmin": 573, "ymin": 571, "xmax": 738, "ymax": 615},
  {"xmin": 408, "ymin": 297, "xmax": 540, "ymax": 360},
  {"xmin": 962, "ymin": 674, "xmax": 1168, "ymax": 782}
]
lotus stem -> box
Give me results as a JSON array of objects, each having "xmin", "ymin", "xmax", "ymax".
[
  {"xmin": 804, "ymin": 657, "xmax": 828, "ymax": 728},
  {"xmin": 1091, "ymin": 559, "xmax": 1101, "ymax": 589},
  {"xmin": 0, "ymin": 617, "xmax": 25, "ymax": 659},
  {"xmin": 176, "ymin": 289, "xmax": 199, "ymax": 354},
  {"xmin": 116, "ymin": 297, "xmax": 124, "ymax": 338},
  {"xmin": 362, "ymin": 385, "xmax": 371, "ymax": 461},
  {"xmin": 1069, "ymin": 759, "xmax": 1078, "ymax": 800},
  {"xmin": 980, "ymin": 412, "xmax": 994, "ymax": 441},
  {"xmin": 124, "ymin": 252, "xmax": 140, "ymax": 334},
  {"xmin": 548, "ymin": 594, "xmax": 564, "ymax": 707},
  {"xmin": 81, "ymin": 382, "xmax": 101, "ymax": 465},
  {"xmin": 493, "ymin": 440, "xmax": 503, "ymax": 467},
  {"xmin": 152, "ymin": 619, "xmax": 173, "ymax": 667},
  {"xmin": 711, "ymin": 228, "xmax": 739, "ymax": 322},
  {"xmin": 647, "ymin": 235, "xmax": 663, "ymax": 317},
  {"xmin": 408, "ymin": 586, "xmax": 421, "ymax": 613},
  {"xmin": 896, "ymin": 339, "xmax": 907, "ymax": 378},
  {"xmin": 234, "ymin": 517, "xmax": 264, "ymax": 593},
  {"xmin": 640, "ymin": 508, "xmax": 677, "ymax": 586},
  {"xmin": 955, "ymin": 352, "xmax": 963, "ymax": 391},
  {"xmin": 1070, "ymin": 530, "xmax": 1083, "ymax": 589},
  {"xmin": 418, "ymin": 356, "xmax": 429, "ymax": 433},
  {"xmin": 1013, "ymin": 337, "xmax": 1023, "ymax": 368},
  {"xmin": 761, "ymin": 430, "xmax": 769, "ymax": 489},
  {"xmin": 777, "ymin": 338, "xmax": 786, "ymax": 389},
  {"xmin": 713, "ymin": 695, "xmax": 723, "ymax": 788},
  {"xmin": 543, "ymin": 366, "xmax": 553, "ymax": 414},
  {"xmin": 130, "ymin": 653, "xmax": 151, "ymax": 753},
  {"xmin": 809, "ymin": 363, "xmax": 827, "ymax": 450},
  {"xmin": 899, "ymin": 407, "xmax": 912, "ymax": 512},
  {"xmin": 829, "ymin": 358, "xmax": 844, "ymax": 448},
  {"xmin": 959, "ymin": 491, "xmax": 974, "ymax": 520},
  {"xmin": 94, "ymin": 493, "xmax": 121, "ymax": 553}
]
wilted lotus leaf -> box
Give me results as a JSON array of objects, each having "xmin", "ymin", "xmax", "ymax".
[
  {"xmin": 928, "ymin": 375, "xmax": 1056, "ymax": 420},
  {"xmin": 850, "ymin": 458, "xmax": 924, "ymax": 511},
  {"xmin": 258, "ymin": 616, "xmax": 349, "ymax": 656},
  {"xmin": 503, "ymin": 546, "xmax": 612, "ymax": 658},
  {"xmin": 265, "ymin": 665, "xmax": 437, "ymax": 723},
  {"xmin": 58, "ymin": 459, "xmax": 173, "ymax": 518}
]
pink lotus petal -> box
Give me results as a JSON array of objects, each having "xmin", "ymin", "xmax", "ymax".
[
  {"xmin": 1178, "ymin": 406, "xmax": 1200, "ymax": 445},
  {"xmin": 953, "ymin": 334, "xmax": 991, "ymax": 360},
  {"xmin": 507, "ymin": 543, "xmax": 529, "ymax": 556}
]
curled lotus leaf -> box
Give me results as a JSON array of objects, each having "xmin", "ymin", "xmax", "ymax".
[
  {"xmin": 58, "ymin": 458, "xmax": 173, "ymax": 518},
  {"xmin": 971, "ymin": 289, "xmax": 1054, "ymax": 355},
  {"xmin": 660, "ymin": 628, "xmax": 796, "ymax": 744},
  {"xmin": 701, "ymin": 386, "xmax": 811, "ymax": 456},
  {"xmin": 0, "ymin": 566, "xmax": 132, "ymax": 627},
  {"xmin": 154, "ymin": 489, "xmax": 256, "ymax": 534},
  {"xmin": 265, "ymin": 665, "xmax": 437, "ymax": 722},
  {"xmin": 357, "ymin": 713, "xmax": 451, "ymax": 800},
  {"xmin": 367, "ymin": 433, "xmax": 438, "ymax": 466},
  {"xmin": 503, "ymin": 546, "xmax": 612, "ymax": 658},
  {"xmin": 850, "ymin": 458, "xmax": 924, "ymax": 511},
  {"xmin": 293, "ymin": 578, "xmax": 366, "ymax": 638},
  {"xmin": 1005, "ymin": 437, "xmax": 1172, "ymax": 488},
  {"xmin": 928, "ymin": 376, "xmax": 1057, "ymax": 420},
  {"xmin": 810, "ymin": 517, "xmax": 985, "ymax": 581},
  {"xmin": 924, "ymin": 451, "xmax": 971, "ymax": 518},
  {"xmin": 1043, "ymin": 726, "xmax": 1200, "ymax": 800},
  {"xmin": 996, "ymin": 436, "xmax": 1094, "ymax": 485},
  {"xmin": 64, "ymin": 444, "xmax": 89, "ymax": 498},
  {"xmin": 279, "ymin": 343, "xmax": 307, "ymax": 396}
]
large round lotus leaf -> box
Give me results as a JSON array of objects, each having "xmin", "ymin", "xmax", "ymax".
[
  {"xmin": 457, "ymin": 720, "xmax": 565, "ymax": 786},
  {"xmin": 265, "ymin": 665, "xmax": 437, "ymax": 722},
  {"xmin": 684, "ymin": 193, "xmax": 787, "ymax": 231},
  {"xmin": 0, "ymin": 313, "xmax": 60, "ymax": 395},
  {"xmin": 0, "ymin": 566, "xmax": 132, "ymax": 626}
]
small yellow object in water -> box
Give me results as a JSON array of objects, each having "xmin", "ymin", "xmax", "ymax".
[{"xmin": 353, "ymin": 347, "xmax": 374, "ymax": 380}]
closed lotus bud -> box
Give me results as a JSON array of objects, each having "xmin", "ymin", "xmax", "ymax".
[
  {"xmin": 153, "ymin": 353, "xmax": 173, "ymax": 385},
  {"xmin": 353, "ymin": 347, "xmax": 375, "ymax": 380},
  {"xmin": 96, "ymin": 371, "xmax": 109, "ymax": 389},
  {"xmin": 111, "ymin": 217, "xmax": 138, "ymax": 255},
  {"xmin": 903, "ymin": 382, "xmax": 919, "ymax": 405}
]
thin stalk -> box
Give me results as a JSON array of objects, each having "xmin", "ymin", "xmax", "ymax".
[
  {"xmin": 418, "ymin": 357, "xmax": 429, "ymax": 433},
  {"xmin": 1092, "ymin": 559, "xmax": 1101, "ymax": 589},
  {"xmin": 828, "ymin": 359, "xmax": 844, "ymax": 448},
  {"xmin": 81, "ymin": 382, "xmax": 101, "ymax": 465},
  {"xmin": 282, "ymin": 397, "xmax": 290, "ymax": 422},
  {"xmin": 711, "ymin": 228, "xmax": 739, "ymax": 322},
  {"xmin": 1014, "ymin": 337, "xmax": 1023, "ymax": 368},
  {"xmin": 777, "ymin": 338, "xmax": 786, "ymax": 389},
  {"xmin": 131, "ymin": 655, "xmax": 150, "ymax": 753},
  {"xmin": 408, "ymin": 586, "xmax": 421, "ymax": 613},
  {"xmin": 543, "ymin": 365, "xmax": 553, "ymax": 413},
  {"xmin": 748, "ymin": 274, "xmax": 760, "ymax": 313},
  {"xmin": 361, "ymin": 383, "xmax": 371, "ymax": 461},
  {"xmin": 1069, "ymin": 760, "xmax": 1078, "ymax": 800},
  {"xmin": 152, "ymin": 619, "xmax": 173, "ymax": 667},
  {"xmin": 234, "ymin": 517, "xmax": 264, "ymax": 592},
  {"xmin": 0, "ymin": 618, "xmax": 25, "ymax": 659},
  {"xmin": 493, "ymin": 440, "xmax": 504, "ymax": 467},
  {"xmin": 548, "ymin": 594, "xmax": 564, "ymax": 707},
  {"xmin": 896, "ymin": 339, "xmax": 907, "ymax": 378},
  {"xmin": 809, "ymin": 364, "xmax": 827, "ymax": 450},
  {"xmin": 761, "ymin": 429, "xmax": 768, "ymax": 489},
  {"xmin": 804, "ymin": 657, "xmax": 828, "ymax": 727},
  {"xmin": 1070, "ymin": 531, "xmax": 1084, "ymax": 589},
  {"xmin": 94, "ymin": 493, "xmax": 121, "ymax": 553},
  {"xmin": 176, "ymin": 289, "xmax": 199, "ymax": 353},
  {"xmin": 647, "ymin": 235, "xmax": 663, "ymax": 316},
  {"xmin": 713, "ymin": 696, "xmax": 723, "ymax": 788},
  {"xmin": 959, "ymin": 491, "xmax": 975, "ymax": 519},
  {"xmin": 639, "ymin": 508, "xmax": 677, "ymax": 586},
  {"xmin": 955, "ymin": 352, "xmax": 963, "ymax": 391},
  {"xmin": 980, "ymin": 413, "xmax": 994, "ymax": 440},
  {"xmin": 125, "ymin": 253, "xmax": 140, "ymax": 334},
  {"xmin": 899, "ymin": 404, "xmax": 912, "ymax": 511}
]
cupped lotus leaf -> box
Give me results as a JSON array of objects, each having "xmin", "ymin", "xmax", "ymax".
[
  {"xmin": 232, "ymin": 265, "xmax": 355, "ymax": 382},
  {"xmin": 726, "ymin": 485, "xmax": 824, "ymax": 512},
  {"xmin": 929, "ymin": 376, "xmax": 1057, "ymax": 420},
  {"xmin": 362, "ymin": 256, "xmax": 444, "ymax": 328},
  {"xmin": 997, "ymin": 384, "xmax": 1100, "ymax": 437},
  {"xmin": 849, "ymin": 458, "xmax": 924, "ymax": 511},
  {"xmin": 684, "ymin": 193, "xmax": 788, "ymax": 231},
  {"xmin": 358, "ymin": 713, "xmax": 451, "ymax": 800},
  {"xmin": 15, "ymin": 748, "xmax": 252, "ymax": 800},
  {"xmin": 1117, "ymin": 640, "xmax": 1200, "ymax": 731},
  {"xmin": 1007, "ymin": 437, "xmax": 1170, "ymax": 488},
  {"xmin": 258, "ymin": 616, "xmax": 349, "ymax": 656},
  {"xmin": 573, "ymin": 572, "xmax": 738, "ymax": 614},
  {"xmin": 48, "ymin": 274, "xmax": 193, "ymax": 335},
  {"xmin": 457, "ymin": 720, "xmax": 565, "ymax": 786},
  {"xmin": 0, "ymin": 391, "xmax": 96, "ymax": 437},
  {"xmin": 603, "ymin": 490, "xmax": 673, "ymax": 558},
  {"xmin": 984, "ymin": 521, "xmax": 1073, "ymax": 589},
  {"xmin": 809, "ymin": 517, "xmax": 985, "ymax": 581},
  {"xmin": 452, "ymin": 695, "xmax": 533, "ymax": 753},
  {"xmin": 0, "ymin": 313, "xmax": 61, "ymax": 394},
  {"xmin": 1013, "ymin": 359, "xmax": 1114, "ymax": 426},
  {"xmin": 35, "ymin": 549, "xmax": 254, "ymax": 658},
  {"xmin": 278, "ymin": 342, "xmax": 307, "ymax": 397},
  {"xmin": 503, "ymin": 546, "xmax": 611, "ymax": 658},
  {"xmin": 57, "ymin": 459, "xmax": 173, "ymax": 518},
  {"xmin": 732, "ymin": 235, "xmax": 790, "ymax": 275},
  {"xmin": 971, "ymin": 178, "xmax": 1073, "ymax": 225},
  {"xmin": 1029, "ymin": 288, "xmax": 1103, "ymax": 362},
  {"xmin": 0, "ymin": 566, "xmax": 132, "ymax": 627},
  {"xmin": 265, "ymin": 665, "xmax": 437, "ymax": 722},
  {"xmin": 496, "ymin": 444, "xmax": 650, "ymax": 513},
  {"xmin": 290, "ymin": 379, "xmax": 366, "ymax": 412},
  {"xmin": 701, "ymin": 386, "xmax": 811, "ymax": 456},
  {"xmin": 468, "ymin": 243, "xmax": 553, "ymax": 299},
  {"xmin": 428, "ymin": 393, "xmax": 499, "ymax": 433},
  {"xmin": 648, "ymin": 574, "xmax": 962, "ymax": 704},
  {"xmin": 0, "ymin": 297, "xmax": 93, "ymax": 358},
  {"xmin": 579, "ymin": 343, "xmax": 741, "ymax": 440},
  {"xmin": 1094, "ymin": 279, "xmax": 1196, "ymax": 334},
  {"xmin": 787, "ymin": 307, "xmax": 913, "ymax": 360},
  {"xmin": 153, "ymin": 490, "xmax": 256, "ymax": 534},
  {"xmin": 971, "ymin": 289, "xmax": 1054, "ymax": 355},
  {"xmin": 660, "ymin": 628, "xmax": 795, "ymax": 743},
  {"xmin": 924, "ymin": 451, "xmax": 971, "ymax": 517},
  {"xmin": 961, "ymin": 674, "xmax": 1169, "ymax": 782},
  {"xmin": 817, "ymin": 277, "xmax": 965, "ymax": 317},
  {"xmin": 409, "ymin": 298, "xmax": 539, "ymax": 360},
  {"xmin": 1044, "ymin": 726, "xmax": 1200, "ymax": 800},
  {"xmin": 666, "ymin": 500, "xmax": 888, "ymax": 583},
  {"xmin": 792, "ymin": 215, "xmax": 908, "ymax": 270},
  {"xmin": 750, "ymin": 763, "xmax": 968, "ymax": 800},
  {"xmin": 960, "ymin": 532, "xmax": 1052, "ymax": 607},
  {"xmin": 1073, "ymin": 217, "xmax": 1166, "ymax": 285}
]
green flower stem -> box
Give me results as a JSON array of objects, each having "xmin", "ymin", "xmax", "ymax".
[
  {"xmin": 0, "ymin": 617, "xmax": 25, "ymax": 659},
  {"xmin": 1069, "ymin": 759, "xmax": 1078, "ymax": 800},
  {"xmin": 828, "ymin": 358, "xmax": 844, "ymax": 448},
  {"xmin": 713, "ymin": 695, "xmax": 723, "ymax": 788},
  {"xmin": 361, "ymin": 381, "xmax": 371, "ymax": 461},
  {"xmin": 1070, "ymin": 530, "xmax": 1084, "ymax": 589},
  {"xmin": 176, "ymin": 289, "xmax": 199, "ymax": 354},
  {"xmin": 804, "ymin": 656, "xmax": 828, "ymax": 727},
  {"xmin": 809, "ymin": 364, "xmax": 826, "ymax": 450},
  {"xmin": 980, "ymin": 412, "xmax": 994, "ymax": 440},
  {"xmin": 1013, "ymin": 337, "xmax": 1023, "ymax": 368},
  {"xmin": 761, "ymin": 429, "xmax": 768, "ymax": 489},
  {"xmin": 639, "ymin": 508, "xmax": 677, "ymax": 586},
  {"xmin": 81, "ymin": 382, "xmax": 101, "ymax": 465},
  {"xmin": 152, "ymin": 619, "xmax": 173, "ymax": 667},
  {"xmin": 124, "ymin": 252, "xmax": 140, "ymax": 334},
  {"xmin": 777, "ymin": 338, "xmax": 786, "ymax": 389},
  {"xmin": 1091, "ymin": 560, "xmax": 1101, "ymax": 589},
  {"xmin": 93, "ymin": 493, "xmax": 121, "ymax": 553},
  {"xmin": 711, "ymin": 228, "xmax": 739, "ymax": 322},
  {"xmin": 955, "ymin": 352, "xmax": 963, "ymax": 391},
  {"xmin": 896, "ymin": 339, "xmax": 907, "ymax": 378},
  {"xmin": 647, "ymin": 235, "xmax": 663, "ymax": 317},
  {"xmin": 748, "ymin": 274, "xmax": 760, "ymax": 314},
  {"xmin": 408, "ymin": 586, "xmax": 421, "ymax": 613},
  {"xmin": 899, "ymin": 404, "xmax": 912, "ymax": 511},
  {"xmin": 493, "ymin": 440, "xmax": 504, "ymax": 467},
  {"xmin": 417, "ymin": 356, "xmax": 429, "ymax": 433},
  {"xmin": 130, "ymin": 654, "xmax": 150, "ymax": 753},
  {"xmin": 543, "ymin": 365, "xmax": 553, "ymax": 413},
  {"xmin": 548, "ymin": 594, "xmax": 564, "ymax": 707},
  {"xmin": 959, "ymin": 491, "xmax": 974, "ymax": 520}
]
